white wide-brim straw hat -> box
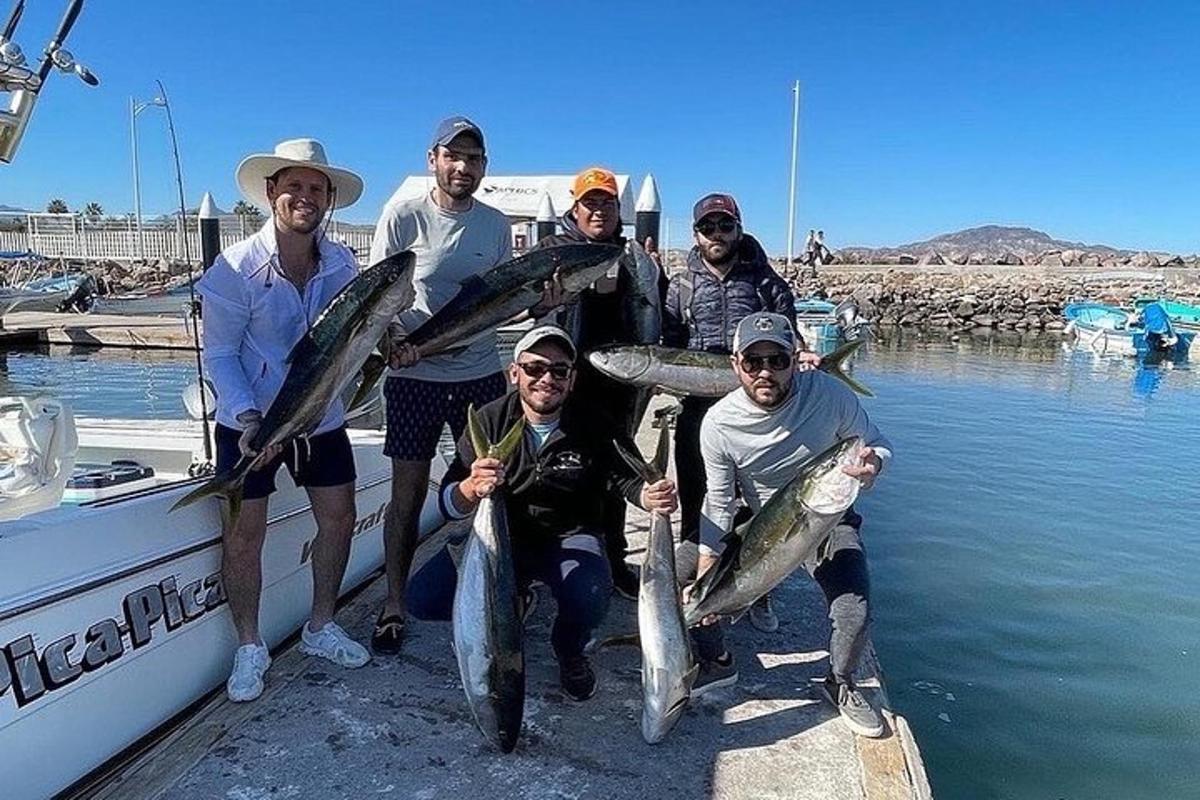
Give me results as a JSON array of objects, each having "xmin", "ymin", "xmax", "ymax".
[{"xmin": 235, "ymin": 138, "xmax": 364, "ymax": 211}]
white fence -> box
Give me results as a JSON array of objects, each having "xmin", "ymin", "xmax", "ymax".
[{"xmin": 0, "ymin": 221, "xmax": 375, "ymax": 263}]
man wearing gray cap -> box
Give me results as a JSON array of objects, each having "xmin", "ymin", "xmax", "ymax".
[
  {"xmin": 368, "ymin": 116, "xmax": 513, "ymax": 655},
  {"xmin": 689, "ymin": 312, "xmax": 892, "ymax": 739},
  {"xmin": 405, "ymin": 325, "xmax": 677, "ymax": 700}
]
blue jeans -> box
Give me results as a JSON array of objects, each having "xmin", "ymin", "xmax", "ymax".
[{"xmin": 408, "ymin": 531, "xmax": 612, "ymax": 660}]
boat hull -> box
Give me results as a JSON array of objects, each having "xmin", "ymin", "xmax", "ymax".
[{"xmin": 0, "ymin": 429, "xmax": 441, "ymax": 800}]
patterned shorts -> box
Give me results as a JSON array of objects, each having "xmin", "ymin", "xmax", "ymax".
[{"xmin": 383, "ymin": 372, "xmax": 508, "ymax": 461}]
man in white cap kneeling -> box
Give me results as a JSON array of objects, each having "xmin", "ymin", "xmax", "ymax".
[{"xmin": 197, "ymin": 138, "xmax": 371, "ymax": 702}]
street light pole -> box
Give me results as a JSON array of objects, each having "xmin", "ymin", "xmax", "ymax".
[
  {"xmin": 130, "ymin": 93, "xmax": 165, "ymax": 260},
  {"xmin": 786, "ymin": 80, "xmax": 801, "ymax": 270}
]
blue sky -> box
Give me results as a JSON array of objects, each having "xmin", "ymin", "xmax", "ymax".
[{"xmin": 3, "ymin": 0, "xmax": 1197, "ymax": 253}]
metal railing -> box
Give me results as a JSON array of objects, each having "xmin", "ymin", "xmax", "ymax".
[{"xmin": 0, "ymin": 218, "xmax": 375, "ymax": 263}]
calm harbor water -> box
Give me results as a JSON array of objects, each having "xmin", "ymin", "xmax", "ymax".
[{"xmin": 3, "ymin": 334, "xmax": 1198, "ymax": 799}]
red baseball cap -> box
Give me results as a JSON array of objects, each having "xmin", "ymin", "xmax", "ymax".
[{"xmin": 692, "ymin": 192, "xmax": 741, "ymax": 223}]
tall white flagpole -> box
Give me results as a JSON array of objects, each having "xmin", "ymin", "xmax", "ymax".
[{"xmin": 786, "ymin": 80, "xmax": 800, "ymax": 268}]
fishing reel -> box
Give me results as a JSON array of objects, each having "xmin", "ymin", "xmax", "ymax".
[{"xmin": 1, "ymin": 0, "xmax": 99, "ymax": 164}]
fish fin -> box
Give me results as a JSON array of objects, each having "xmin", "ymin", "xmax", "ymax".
[
  {"xmin": 613, "ymin": 438, "xmax": 656, "ymax": 483},
  {"xmin": 593, "ymin": 632, "xmax": 641, "ymax": 649},
  {"xmin": 347, "ymin": 351, "xmax": 386, "ymax": 411},
  {"xmin": 682, "ymin": 662, "xmax": 701, "ymax": 693},
  {"xmin": 687, "ymin": 532, "xmax": 745, "ymax": 613},
  {"xmin": 650, "ymin": 423, "xmax": 670, "ymax": 478},
  {"xmin": 466, "ymin": 404, "xmax": 488, "ymax": 460},
  {"xmin": 491, "ymin": 417, "xmax": 526, "ymax": 463},
  {"xmin": 170, "ymin": 459, "xmax": 251, "ymax": 525},
  {"xmin": 818, "ymin": 340, "xmax": 874, "ymax": 397}
]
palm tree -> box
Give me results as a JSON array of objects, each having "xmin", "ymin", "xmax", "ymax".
[
  {"xmin": 233, "ymin": 199, "xmax": 264, "ymax": 234},
  {"xmin": 84, "ymin": 202, "xmax": 104, "ymax": 219},
  {"xmin": 46, "ymin": 198, "xmax": 68, "ymax": 214}
]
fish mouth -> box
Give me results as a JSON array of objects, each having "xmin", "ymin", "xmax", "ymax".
[{"xmin": 588, "ymin": 348, "xmax": 651, "ymax": 380}]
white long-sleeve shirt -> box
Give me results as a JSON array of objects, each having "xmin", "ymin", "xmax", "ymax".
[
  {"xmin": 196, "ymin": 222, "xmax": 359, "ymax": 434},
  {"xmin": 698, "ymin": 370, "xmax": 893, "ymax": 554}
]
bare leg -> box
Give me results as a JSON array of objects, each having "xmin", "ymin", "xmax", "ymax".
[
  {"xmin": 380, "ymin": 458, "xmax": 431, "ymax": 619},
  {"xmin": 222, "ymin": 497, "xmax": 270, "ymax": 646},
  {"xmin": 306, "ymin": 481, "xmax": 357, "ymax": 630}
]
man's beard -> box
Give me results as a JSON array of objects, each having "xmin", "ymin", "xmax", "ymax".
[{"xmin": 704, "ymin": 237, "xmax": 739, "ymax": 266}]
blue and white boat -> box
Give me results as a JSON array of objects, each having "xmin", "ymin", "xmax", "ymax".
[
  {"xmin": 793, "ymin": 297, "xmax": 869, "ymax": 349},
  {"xmin": 1063, "ymin": 301, "xmax": 1193, "ymax": 360}
]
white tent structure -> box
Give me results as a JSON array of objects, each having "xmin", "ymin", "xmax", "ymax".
[{"xmin": 384, "ymin": 175, "xmax": 636, "ymax": 225}]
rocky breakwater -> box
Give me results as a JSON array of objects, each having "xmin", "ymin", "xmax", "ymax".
[
  {"xmin": 791, "ymin": 270, "xmax": 1200, "ymax": 331},
  {"xmin": 0, "ymin": 257, "xmax": 194, "ymax": 295}
]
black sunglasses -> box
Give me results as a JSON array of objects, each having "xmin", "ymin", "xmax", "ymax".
[
  {"xmin": 695, "ymin": 218, "xmax": 738, "ymax": 237},
  {"xmin": 739, "ymin": 353, "xmax": 792, "ymax": 373},
  {"xmin": 516, "ymin": 361, "xmax": 573, "ymax": 380}
]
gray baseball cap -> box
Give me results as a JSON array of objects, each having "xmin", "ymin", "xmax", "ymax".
[
  {"xmin": 513, "ymin": 324, "xmax": 577, "ymax": 362},
  {"xmin": 733, "ymin": 312, "xmax": 796, "ymax": 354}
]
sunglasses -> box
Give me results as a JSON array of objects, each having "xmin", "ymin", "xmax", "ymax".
[
  {"xmin": 516, "ymin": 361, "xmax": 573, "ymax": 380},
  {"xmin": 694, "ymin": 218, "xmax": 738, "ymax": 237},
  {"xmin": 739, "ymin": 353, "xmax": 792, "ymax": 373}
]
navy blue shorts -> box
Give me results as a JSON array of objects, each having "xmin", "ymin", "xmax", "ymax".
[
  {"xmin": 214, "ymin": 424, "xmax": 357, "ymax": 500},
  {"xmin": 383, "ymin": 373, "xmax": 507, "ymax": 461}
]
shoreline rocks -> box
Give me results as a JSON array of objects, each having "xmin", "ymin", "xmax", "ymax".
[{"xmin": 787, "ymin": 268, "xmax": 1200, "ymax": 331}]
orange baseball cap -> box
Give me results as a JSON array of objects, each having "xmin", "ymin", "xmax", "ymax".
[{"xmin": 571, "ymin": 167, "xmax": 619, "ymax": 200}]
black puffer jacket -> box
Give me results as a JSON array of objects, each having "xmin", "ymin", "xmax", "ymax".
[
  {"xmin": 439, "ymin": 391, "xmax": 645, "ymax": 544},
  {"xmin": 662, "ymin": 234, "xmax": 797, "ymax": 353}
]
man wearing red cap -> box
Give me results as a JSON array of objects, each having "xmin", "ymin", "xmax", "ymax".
[
  {"xmin": 663, "ymin": 192, "xmax": 799, "ymax": 632},
  {"xmin": 529, "ymin": 166, "xmax": 664, "ymax": 598}
]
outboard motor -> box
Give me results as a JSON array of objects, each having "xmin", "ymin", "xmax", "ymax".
[{"xmin": 1141, "ymin": 302, "xmax": 1178, "ymax": 354}]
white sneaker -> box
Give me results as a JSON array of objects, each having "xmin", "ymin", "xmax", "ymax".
[
  {"xmin": 227, "ymin": 642, "xmax": 271, "ymax": 703},
  {"xmin": 299, "ymin": 621, "xmax": 371, "ymax": 668}
]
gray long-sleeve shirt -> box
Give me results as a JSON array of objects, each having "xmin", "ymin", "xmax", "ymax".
[{"xmin": 698, "ymin": 370, "xmax": 893, "ymax": 554}]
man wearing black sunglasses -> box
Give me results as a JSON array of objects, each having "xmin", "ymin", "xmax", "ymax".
[
  {"xmin": 663, "ymin": 192, "xmax": 799, "ymax": 633},
  {"xmin": 404, "ymin": 325, "xmax": 677, "ymax": 701},
  {"xmin": 688, "ymin": 312, "xmax": 892, "ymax": 739}
]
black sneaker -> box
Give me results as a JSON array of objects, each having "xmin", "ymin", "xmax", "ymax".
[
  {"xmin": 691, "ymin": 652, "xmax": 738, "ymax": 697},
  {"xmin": 612, "ymin": 563, "xmax": 640, "ymax": 600},
  {"xmin": 816, "ymin": 675, "xmax": 886, "ymax": 738},
  {"xmin": 370, "ymin": 611, "xmax": 406, "ymax": 655},
  {"xmin": 749, "ymin": 593, "xmax": 779, "ymax": 633},
  {"xmin": 559, "ymin": 654, "xmax": 597, "ymax": 701}
]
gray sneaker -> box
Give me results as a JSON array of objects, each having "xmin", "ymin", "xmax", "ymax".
[
  {"xmin": 749, "ymin": 593, "xmax": 779, "ymax": 633},
  {"xmin": 691, "ymin": 652, "xmax": 738, "ymax": 697},
  {"xmin": 817, "ymin": 676, "xmax": 885, "ymax": 738}
]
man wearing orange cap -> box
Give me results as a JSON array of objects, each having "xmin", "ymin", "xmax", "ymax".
[{"xmin": 530, "ymin": 166, "xmax": 663, "ymax": 598}]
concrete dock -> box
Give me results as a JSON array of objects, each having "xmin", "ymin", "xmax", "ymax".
[
  {"xmin": 0, "ymin": 311, "xmax": 197, "ymax": 349},
  {"xmin": 77, "ymin": 406, "xmax": 931, "ymax": 800}
]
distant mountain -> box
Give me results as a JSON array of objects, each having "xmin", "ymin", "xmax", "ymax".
[
  {"xmin": 832, "ymin": 224, "xmax": 1186, "ymax": 267},
  {"xmin": 894, "ymin": 225, "xmax": 1127, "ymax": 257}
]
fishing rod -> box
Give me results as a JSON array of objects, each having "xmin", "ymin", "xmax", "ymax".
[
  {"xmin": 154, "ymin": 79, "xmax": 214, "ymax": 470},
  {"xmin": 0, "ymin": 0, "xmax": 98, "ymax": 163}
]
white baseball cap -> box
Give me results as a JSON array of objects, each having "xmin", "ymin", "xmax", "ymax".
[{"xmin": 512, "ymin": 324, "xmax": 577, "ymax": 362}]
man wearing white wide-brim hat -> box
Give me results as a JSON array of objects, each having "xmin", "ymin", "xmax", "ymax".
[{"xmin": 197, "ymin": 138, "xmax": 372, "ymax": 703}]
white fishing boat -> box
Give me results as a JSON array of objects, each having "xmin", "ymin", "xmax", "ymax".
[{"xmin": 0, "ymin": 401, "xmax": 445, "ymax": 800}]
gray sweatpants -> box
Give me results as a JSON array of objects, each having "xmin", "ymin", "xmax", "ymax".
[{"xmin": 692, "ymin": 523, "xmax": 872, "ymax": 686}]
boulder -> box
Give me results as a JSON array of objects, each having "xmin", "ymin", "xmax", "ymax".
[
  {"xmin": 997, "ymin": 252, "xmax": 1022, "ymax": 266},
  {"xmin": 949, "ymin": 251, "xmax": 969, "ymax": 265},
  {"xmin": 1081, "ymin": 253, "xmax": 1102, "ymax": 267},
  {"xmin": 1060, "ymin": 249, "xmax": 1082, "ymax": 267},
  {"xmin": 918, "ymin": 251, "xmax": 945, "ymax": 266},
  {"xmin": 898, "ymin": 253, "xmax": 918, "ymax": 265},
  {"xmin": 1130, "ymin": 251, "xmax": 1160, "ymax": 268},
  {"xmin": 955, "ymin": 301, "xmax": 976, "ymax": 317},
  {"xmin": 1160, "ymin": 255, "xmax": 1185, "ymax": 267},
  {"xmin": 1039, "ymin": 253, "xmax": 1064, "ymax": 268}
]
